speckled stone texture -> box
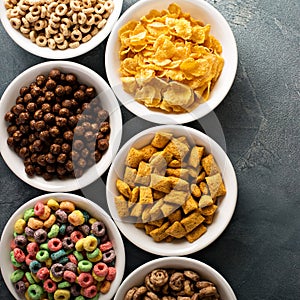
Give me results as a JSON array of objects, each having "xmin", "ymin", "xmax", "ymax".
[{"xmin": 0, "ymin": 0, "xmax": 299, "ymax": 299}]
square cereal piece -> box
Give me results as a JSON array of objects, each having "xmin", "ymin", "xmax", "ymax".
[
  {"xmin": 166, "ymin": 168, "xmax": 189, "ymax": 180},
  {"xmin": 149, "ymin": 151, "xmax": 172, "ymax": 169},
  {"xmin": 140, "ymin": 144, "xmax": 158, "ymax": 161},
  {"xmin": 151, "ymin": 132, "xmax": 173, "ymax": 148},
  {"xmin": 148, "ymin": 198, "xmax": 164, "ymax": 220},
  {"xmin": 200, "ymin": 204, "xmax": 218, "ymax": 216},
  {"xmin": 139, "ymin": 186, "xmax": 153, "ymax": 204},
  {"xmin": 201, "ymin": 154, "xmax": 220, "ymax": 176},
  {"xmin": 135, "ymin": 161, "xmax": 151, "ymax": 186},
  {"xmin": 198, "ymin": 195, "xmax": 213, "ymax": 208},
  {"xmin": 188, "ymin": 146, "xmax": 205, "ymax": 168},
  {"xmin": 165, "ymin": 138, "xmax": 190, "ymax": 160},
  {"xmin": 196, "ymin": 171, "xmax": 206, "ymax": 184},
  {"xmin": 182, "ymin": 195, "xmax": 198, "ymax": 214},
  {"xmin": 153, "ymin": 190, "xmax": 165, "ymax": 200},
  {"xmin": 123, "ymin": 167, "xmax": 137, "ymax": 188},
  {"xmin": 165, "ymin": 221, "xmax": 187, "ymax": 239},
  {"xmin": 160, "ymin": 203, "xmax": 177, "ymax": 217},
  {"xmin": 130, "ymin": 203, "xmax": 144, "ymax": 218},
  {"xmin": 164, "ymin": 190, "xmax": 188, "ymax": 206},
  {"xmin": 150, "ymin": 174, "xmax": 172, "ymax": 194},
  {"xmin": 165, "ymin": 236, "xmax": 175, "ymax": 243},
  {"xmin": 180, "ymin": 209, "xmax": 205, "ymax": 233},
  {"xmin": 168, "ymin": 176, "xmax": 189, "ymax": 191},
  {"xmin": 205, "ymin": 173, "xmax": 226, "ymax": 198},
  {"xmin": 134, "ymin": 222, "xmax": 145, "ymax": 229},
  {"xmin": 141, "ymin": 206, "xmax": 152, "ymax": 223},
  {"xmin": 148, "ymin": 217, "xmax": 165, "ymax": 227},
  {"xmin": 185, "ymin": 224, "xmax": 207, "ymax": 243},
  {"xmin": 114, "ymin": 195, "xmax": 129, "ymax": 217},
  {"xmin": 168, "ymin": 159, "xmax": 183, "ymax": 168},
  {"xmin": 177, "ymin": 136, "xmax": 190, "ymax": 148},
  {"xmin": 145, "ymin": 223, "xmax": 157, "ymax": 235},
  {"xmin": 149, "ymin": 221, "xmax": 170, "ymax": 242},
  {"xmin": 204, "ymin": 214, "xmax": 214, "ymax": 225},
  {"xmin": 129, "ymin": 187, "xmax": 139, "ymax": 206},
  {"xmin": 168, "ymin": 209, "xmax": 182, "ymax": 224},
  {"xmin": 187, "ymin": 167, "xmax": 201, "ymax": 179},
  {"xmin": 116, "ymin": 179, "xmax": 132, "ymax": 198},
  {"xmin": 125, "ymin": 147, "xmax": 144, "ymax": 168}
]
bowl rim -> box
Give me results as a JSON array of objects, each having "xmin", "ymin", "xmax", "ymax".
[
  {"xmin": 105, "ymin": 0, "xmax": 238, "ymax": 124},
  {"xmin": 114, "ymin": 256, "xmax": 237, "ymax": 300},
  {"xmin": 106, "ymin": 124, "xmax": 238, "ymax": 256},
  {"xmin": 0, "ymin": 60, "xmax": 123, "ymax": 192},
  {"xmin": 0, "ymin": 192, "xmax": 126, "ymax": 300},
  {"xmin": 0, "ymin": 0, "xmax": 124, "ymax": 59}
]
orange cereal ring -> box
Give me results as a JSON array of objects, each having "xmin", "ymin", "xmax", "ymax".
[
  {"xmin": 60, "ymin": 201, "xmax": 75, "ymax": 213},
  {"xmin": 68, "ymin": 210, "xmax": 84, "ymax": 226},
  {"xmin": 39, "ymin": 205, "xmax": 51, "ymax": 220}
]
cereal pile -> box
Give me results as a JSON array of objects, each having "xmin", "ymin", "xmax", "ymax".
[
  {"xmin": 124, "ymin": 268, "xmax": 220, "ymax": 299},
  {"xmin": 114, "ymin": 132, "xmax": 226, "ymax": 243},
  {"xmin": 10, "ymin": 198, "xmax": 117, "ymax": 299},
  {"xmin": 5, "ymin": 0, "xmax": 114, "ymax": 50},
  {"xmin": 119, "ymin": 3, "xmax": 224, "ymax": 113},
  {"xmin": 4, "ymin": 68, "xmax": 110, "ymax": 180}
]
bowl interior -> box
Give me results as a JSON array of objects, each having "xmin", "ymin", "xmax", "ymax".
[
  {"xmin": 0, "ymin": 193, "xmax": 125, "ymax": 300},
  {"xmin": 0, "ymin": 0, "xmax": 124, "ymax": 59},
  {"xmin": 106, "ymin": 125, "xmax": 237, "ymax": 256},
  {"xmin": 114, "ymin": 257, "xmax": 236, "ymax": 300},
  {"xmin": 0, "ymin": 61, "xmax": 122, "ymax": 192},
  {"xmin": 105, "ymin": 0, "xmax": 238, "ymax": 124}
]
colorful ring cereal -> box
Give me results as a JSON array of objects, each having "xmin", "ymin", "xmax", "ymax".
[{"xmin": 7, "ymin": 197, "xmax": 118, "ymax": 299}]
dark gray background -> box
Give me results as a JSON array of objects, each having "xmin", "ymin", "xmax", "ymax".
[{"xmin": 0, "ymin": 0, "xmax": 299, "ymax": 299}]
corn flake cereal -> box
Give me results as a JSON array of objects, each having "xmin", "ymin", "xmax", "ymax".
[{"xmin": 119, "ymin": 3, "xmax": 224, "ymax": 113}]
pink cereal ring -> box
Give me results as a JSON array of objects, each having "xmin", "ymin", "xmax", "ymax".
[
  {"xmin": 93, "ymin": 262, "xmax": 108, "ymax": 277},
  {"xmin": 10, "ymin": 239, "xmax": 17, "ymax": 250},
  {"xmin": 82, "ymin": 285, "xmax": 98, "ymax": 298},
  {"xmin": 99, "ymin": 241, "xmax": 113, "ymax": 252},
  {"xmin": 67, "ymin": 254, "xmax": 77, "ymax": 265},
  {"xmin": 63, "ymin": 270, "xmax": 76, "ymax": 283},
  {"xmin": 27, "ymin": 242, "xmax": 39, "ymax": 255},
  {"xmin": 70, "ymin": 231, "xmax": 84, "ymax": 243},
  {"xmin": 48, "ymin": 238, "xmax": 62, "ymax": 251},
  {"xmin": 106, "ymin": 266, "xmax": 116, "ymax": 281},
  {"xmin": 43, "ymin": 278, "xmax": 57, "ymax": 293},
  {"xmin": 37, "ymin": 267, "xmax": 50, "ymax": 280},
  {"xmin": 77, "ymin": 272, "xmax": 94, "ymax": 288},
  {"xmin": 13, "ymin": 248, "xmax": 26, "ymax": 263},
  {"xmin": 34, "ymin": 201, "xmax": 45, "ymax": 216},
  {"xmin": 25, "ymin": 253, "xmax": 36, "ymax": 265}
]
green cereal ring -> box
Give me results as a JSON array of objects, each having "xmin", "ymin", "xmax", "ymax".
[
  {"xmin": 58, "ymin": 281, "xmax": 71, "ymax": 289},
  {"xmin": 10, "ymin": 269, "xmax": 24, "ymax": 283},
  {"xmin": 48, "ymin": 224, "xmax": 60, "ymax": 238},
  {"xmin": 36, "ymin": 250, "xmax": 49, "ymax": 262},
  {"xmin": 24, "ymin": 208, "xmax": 35, "ymax": 222},
  {"xmin": 27, "ymin": 284, "xmax": 44, "ymax": 300},
  {"xmin": 59, "ymin": 224, "xmax": 66, "ymax": 235},
  {"xmin": 78, "ymin": 260, "xmax": 93, "ymax": 272},
  {"xmin": 40, "ymin": 242, "xmax": 49, "ymax": 251},
  {"xmin": 58, "ymin": 256, "xmax": 69, "ymax": 265},
  {"xmin": 73, "ymin": 251, "xmax": 84, "ymax": 262},
  {"xmin": 74, "ymin": 296, "xmax": 85, "ymax": 300},
  {"xmin": 86, "ymin": 248, "xmax": 100, "ymax": 260},
  {"xmin": 25, "ymin": 272, "xmax": 35, "ymax": 284}
]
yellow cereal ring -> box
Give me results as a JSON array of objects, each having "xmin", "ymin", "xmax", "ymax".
[
  {"xmin": 14, "ymin": 219, "xmax": 26, "ymax": 234},
  {"xmin": 54, "ymin": 289, "xmax": 71, "ymax": 300},
  {"xmin": 92, "ymin": 270, "xmax": 105, "ymax": 282},
  {"xmin": 39, "ymin": 205, "xmax": 51, "ymax": 220},
  {"xmin": 45, "ymin": 257, "xmax": 52, "ymax": 268},
  {"xmin": 31, "ymin": 272, "xmax": 40, "ymax": 283},
  {"xmin": 83, "ymin": 236, "xmax": 98, "ymax": 252},
  {"xmin": 44, "ymin": 214, "xmax": 56, "ymax": 228},
  {"xmin": 50, "ymin": 271, "xmax": 62, "ymax": 282},
  {"xmin": 27, "ymin": 217, "xmax": 44, "ymax": 230},
  {"xmin": 68, "ymin": 210, "xmax": 85, "ymax": 226},
  {"xmin": 88, "ymin": 218, "xmax": 97, "ymax": 225},
  {"xmin": 75, "ymin": 239, "xmax": 84, "ymax": 252},
  {"xmin": 47, "ymin": 198, "xmax": 60, "ymax": 211},
  {"xmin": 60, "ymin": 201, "xmax": 75, "ymax": 213},
  {"xmin": 25, "ymin": 290, "xmax": 30, "ymax": 300},
  {"xmin": 27, "ymin": 236, "xmax": 35, "ymax": 242}
]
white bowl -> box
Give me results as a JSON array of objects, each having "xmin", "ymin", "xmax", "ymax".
[
  {"xmin": 0, "ymin": 192, "xmax": 126, "ymax": 300},
  {"xmin": 0, "ymin": 0, "xmax": 123, "ymax": 59},
  {"xmin": 106, "ymin": 125, "xmax": 238, "ymax": 256},
  {"xmin": 105, "ymin": 0, "xmax": 238, "ymax": 124},
  {"xmin": 114, "ymin": 257, "xmax": 237, "ymax": 300},
  {"xmin": 0, "ymin": 60, "xmax": 122, "ymax": 192}
]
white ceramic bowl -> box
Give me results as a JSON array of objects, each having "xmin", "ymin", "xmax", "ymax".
[
  {"xmin": 0, "ymin": 0, "xmax": 123, "ymax": 59},
  {"xmin": 106, "ymin": 125, "xmax": 238, "ymax": 256},
  {"xmin": 114, "ymin": 257, "xmax": 237, "ymax": 300},
  {"xmin": 0, "ymin": 60, "xmax": 122, "ymax": 192},
  {"xmin": 105, "ymin": 0, "xmax": 238, "ymax": 124},
  {"xmin": 0, "ymin": 192, "xmax": 126, "ymax": 300}
]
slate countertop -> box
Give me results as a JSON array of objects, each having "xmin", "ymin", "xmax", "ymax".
[{"xmin": 0, "ymin": 0, "xmax": 299, "ymax": 299}]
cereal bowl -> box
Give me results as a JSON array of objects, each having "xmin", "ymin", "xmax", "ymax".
[
  {"xmin": 114, "ymin": 257, "xmax": 237, "ymax": 300},
  {"xmin": 0, "ymin": 0, "xmax": 123, "ymax": 59},
  {"xmin": 0, "ymin": 192, "xmax": 126, "ymax": 300},
  {"xmin": 106, "ymin": 125, "xmax": 238, "ymax": 256},
  {"xmin": 0, "ymin": 60, "xmax": 122, "ymax": 192},
  {"xmin": 105, "ymin": 0, "xmax": 238, "ymax": 124}
]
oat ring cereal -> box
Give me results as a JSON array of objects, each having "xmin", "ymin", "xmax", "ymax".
[{"xmin": 4, "ymin": 0, "xmax": 115, "ymax": 50}]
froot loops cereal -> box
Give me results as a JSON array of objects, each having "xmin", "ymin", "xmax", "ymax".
[{"xmin": 9, "ymin": 198, "xmax": 117, "ymax": 299}]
